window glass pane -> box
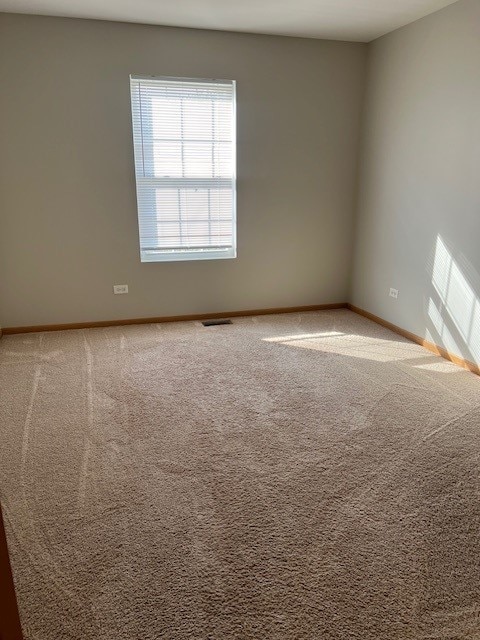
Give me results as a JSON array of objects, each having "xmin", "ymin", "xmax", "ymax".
[
  {"xmin": 152, "ymin": 141, "xmax": 182, "ymax": 177},
  {"xmin": 183, "ymin": 99, "xmax": 213, "ymax": 141},
  {"xmin": 213, "ymin": 141, "xmax": 233, "ymax": 177},
  {"xmin": 151, "ymin": 95, "xmax": 181, "ymax": 139},
  {"xmin": 183, "ymin": 141, "xmax": 213, "ymax": 178}
]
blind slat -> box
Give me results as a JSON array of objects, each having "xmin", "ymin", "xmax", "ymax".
[{"xmin": 130, "ymin": 75, "xmax": 236, "ymax": 262}]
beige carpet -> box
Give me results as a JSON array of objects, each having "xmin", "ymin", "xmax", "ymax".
[{"xmin": 1, "ymin": 309, "xmax": 480, "ymax": 639}]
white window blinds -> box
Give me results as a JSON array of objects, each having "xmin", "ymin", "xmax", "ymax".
[{"xmin": 130, "ymin": 76, "xmax": 236, "ymax": 262}]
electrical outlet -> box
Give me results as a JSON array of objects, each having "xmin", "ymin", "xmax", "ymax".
[
  {"xmin": 389, "ymin": 288, "xmax": 399, "ymax": 299},
  {"xmin": 113, "ymin": 284, "xmax": 128, "ymax": 294}
]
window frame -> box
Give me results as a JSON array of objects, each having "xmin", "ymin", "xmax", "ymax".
[{"xmin": 130, "ymin": 75, "xmax": 237, "ymax": 263}]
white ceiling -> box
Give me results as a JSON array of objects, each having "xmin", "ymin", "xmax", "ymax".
[{"xmin": 0, "ymin": 0, "xmax": 459, "ymax": 42}]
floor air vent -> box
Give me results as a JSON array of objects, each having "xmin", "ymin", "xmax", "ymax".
[{"xmin": 202, "ymin": 319, "xmax": 233, "ymax": 327}]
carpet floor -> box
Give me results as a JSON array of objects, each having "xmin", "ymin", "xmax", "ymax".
[{"xmin": 1, "ymin": 309, "xmax": 480, "ymax": 639}]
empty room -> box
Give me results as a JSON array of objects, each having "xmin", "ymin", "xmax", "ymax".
[{"xmin": 1, "ymin": 0, "xmax": 479, "ymax": 638}]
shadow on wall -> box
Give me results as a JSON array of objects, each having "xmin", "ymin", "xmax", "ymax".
[{"xmin": 427, "ymin": 235, "xmax": 480, "ymax": 367}]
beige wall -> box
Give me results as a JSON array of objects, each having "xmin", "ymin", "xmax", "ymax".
[
  {"xmin": 352, "ymin": 0, "xmax": 480, "ymax": 366},
  {"xmin": 0, "ymin": 13, "xmax": 366, "ymax": 327}
]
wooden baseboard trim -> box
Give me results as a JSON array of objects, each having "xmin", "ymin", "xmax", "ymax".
[
  {"xmin": 0, "ymin": 504, "xmax": 24, "ymax": 640},
  {"xmin": 347, "ymin": 303, "xmax": 480, "ymax": 376},
  {"xmin": 2, "ymin": 303, "xmax": 348, "ymax": 335},
  {"xmin": 4, "ymin": 303, "xmax": 480, "ymax": 376}
]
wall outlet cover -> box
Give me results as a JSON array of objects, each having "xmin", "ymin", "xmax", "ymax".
[{"xmin": 113, "ymin": 284, "xmax": 129, "ymax": 294}]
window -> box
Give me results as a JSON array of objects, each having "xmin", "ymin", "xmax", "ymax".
[{"xmin": 130, "ymin": 76, "xmax": 236, "ymax": 262}]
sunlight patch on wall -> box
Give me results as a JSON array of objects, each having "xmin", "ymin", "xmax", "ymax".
[
  {"xmin": 429, "ymin": 235, "xmax": 480, "ymax": 364},
  {"xmin": 427, "ymin": 297, "xmax": 461, "ymax": 358}
]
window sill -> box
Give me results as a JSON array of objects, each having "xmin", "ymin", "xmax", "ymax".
[{"xmin": 140, "ymin": 249, "xmax": 237, "ymax": 263}]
